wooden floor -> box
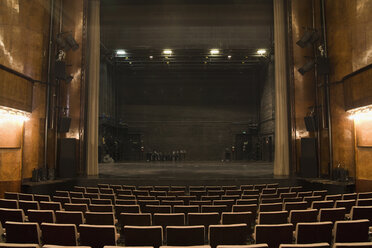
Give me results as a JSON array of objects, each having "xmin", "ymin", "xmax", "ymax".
[{"xmin": 98, "ymin": 161, "xmax": 274, "ymax": 180}]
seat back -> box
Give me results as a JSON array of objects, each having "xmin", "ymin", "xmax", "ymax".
[
  {"xmin": 123, "ymin": 225, "xmax": 163, "ymax": 248},
  {"xmin": 153, "ymin": 213, "xmax": 185, "ymax": 228},
  {"xmin": 358, "ymin": 192, "xmax": 372, "ymax": 199},
  {"xmin": 333, "ymin": 219, "xmax": 370, "ymax": 243},
  {"xmin": 41, "ymin": 223, "xmax": 78, "ymax": 246},
  {"xmin": 91, "ymin": 199, "xmax": 112, "ymax": 205},
  {"xmin": 85, "ymin": 212, "xmax": 115, "ymax": 225},
  {"xmin": 144, "ymin": 205, "xmax": 172, "ymax": 215},
  {"xmin": 351, "ymin": 206, "xmax": 372, "ymax": 224},
  {"xmin": 79, "ymin": 224, "xmax": 117, "ymax": 248},
  {"xmin": 5, "ymin": 221, "xmax": 41, "ymax": 245},
  {"xmin": 222, "ymin": 212, "xmax": 254, "ymax": 234},
  {"xmin": 258, "ymin": 211, "xmax": 288, "ymax": 224},
  {"xmin": 0, "ymin": 199, "xmax": 18, "ymax": 209},
  {"xmin": 69, "ymin": 191, "xmax": 84, "ymax": 198},
  {"xmin": 319, "ymin": 208, "xmax": 346, "ymax": 222},
  {"xmin": 342, "ymin": 193, "xmax": 358, "ymax": 200},
  {"xmin": 39, "ymin": 201, "xmax": 62, "ymax": 212},
  {"xmin": 71, "ymin": 197, "xmax": 91, "ymax": 205},
  {"xmin": 311, "ymin": 201, "xmax": 334, "ymax": 210},
  {"xmin": 55, "ymin": 210, "xmax": 84, "ymax": 225},
  {"xmin": 279, "ymin": 243, "xmax": 330, "ymax": 248},
  {"xmin": 333, "ymin": 242, "xmax": 372, "ymax": 248},
  {"xmin": 295, "ymin": 221, "xmax": 333, "ymax": 244},
  {"xmin": 114, "ymin": 204, "xmax": 140, "ymax": 219},
  {"xmin": 289, "ymin": 209, "xmax": 318, "ymax": 226},
  {"xmin": 89, "ymin": 204, "xmax": 114, "ymax": 212},
  {"xmin": 232, "ymin": 204, "xmax": 258, "ymax": 216},
  {"xmin": 335, "ymin": 200, "xmax": 356, "ymax": 214},
  {"xmin": 18, "ymin": 201, "xmax": 39, "ymax": 214},
  {"xmin": 357, "ymin": 198, "xmax": 372, "ymax": 206},
  {"xmin": 27, "ymin": 210, "xmax": 55, "ymax": 224},
  {"xmin": 120, "ymin": 213, "xmax": 152, "ymax": 227},
  {"xmin": 4, "ymin": 192, "xmax": 19, "ymax": 200},
  {"xmin": 209, "ymin": 224, "xmax": 248, "ymax": 248},
  {"xmin": 0, "ymin": 244, "xmax": 40, "ymax": 248},
  {"xmin": 18, "ymin": 194, "xmax": 34, "ymax": 201},
  {"xmin": 166, "ymin": 225, "xmax": 205, "ymax": 246},
  {"xmin": 201, "ymin": 205, "xmax": 227, "ymax": 217},
  {"xmin": 33, "ymin": 194, "xmax": 51, "ymax": 202},
  {"xmin": 325, "ymin": 194, "xmax": 342, "ymax": 201},
  {"xmin": 259, "ymin": 203, "xmax": 283, "ymax": 212},
  {"xmin": 284, "ymin": 202, "xmax": 308, "ymax": 212},
  {"xmin": 188, "ymin": 212, "xmax": 220, "ymax": 227},
  {"xmin": 0, "ymin": 208, "xmax": 25, "ymax": 225},
  {"xmin": 254, "ymin": 224, "xmax": 293, "ymax": 248},
  {"xmin": 64, "ymin": 203, "xmax": 89, "ymax": 213}
]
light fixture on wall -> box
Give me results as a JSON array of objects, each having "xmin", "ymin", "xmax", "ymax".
[
  {"xmin": 296, "ymin": 29, "xmax": 319, "ymax": 48},
  {"xmin": 347, "ymin": 104, "xmax": 372, "ymax": 121},
  {"xmin": 0, "ymin": 105, "xmax": 31, "ymax": 122}
]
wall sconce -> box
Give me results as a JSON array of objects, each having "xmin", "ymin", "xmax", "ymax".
[
  {"xmin": 0, "ymin": 105, "xmax": 31, "ymax": 122},
  {"xmin": 347, "ymin": 104, "xmax": 372, "ymax": 121}
]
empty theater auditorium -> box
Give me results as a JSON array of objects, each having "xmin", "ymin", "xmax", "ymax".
[{"xmin": 1, "ymin": 0, "xmax": 372, "ymax": 248}]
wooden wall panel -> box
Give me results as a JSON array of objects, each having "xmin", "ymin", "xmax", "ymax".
[
  {"xmin": 326, "ymin": 0, "xmax": 372, "ymax": 186},
  {"xmin": 0, "ymin": 0, "xmax": 50, "ymax": 184},
  {"xmin": 0, "ymin": 71, "xmax": 33, "ymax": 112}
]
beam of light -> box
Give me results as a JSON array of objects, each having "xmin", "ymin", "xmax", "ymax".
[
  {"xmin": 210, "ymin": 49, "xmax": 220, "ymax": 55},
  {"xmin": 347, "ymin": 104, "xmax": 372, "ymax": 121},
  {"xmin": 0, "ymin": 106, "xmax": 31, "ymax": 123},
  {"xmin": 163, "ymin": 49, "xmax": 173, "ymax": 55},
  {"xmin": 116, "ymin": 50, "xmax": 126, "ymax": 56},
  {"xmin": 257, "ymin": 49, "xmax": 267, "ymax": 55}
]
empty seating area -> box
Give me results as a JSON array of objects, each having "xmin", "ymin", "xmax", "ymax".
[{"xmin": 0, "ymin": 184, "xmax": 372, "ymax": 248}]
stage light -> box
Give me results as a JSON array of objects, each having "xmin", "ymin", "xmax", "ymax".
[
  {"xmin": 0, "ymin": 105, "xmax": 31, "ymax": 122},
  {"xmin": 296, "ymin": 30, "xmax": 319, "ymax": 48},
  {"xmin": 347, "ymin": 104, "xmax": 372, "ymax": 121},
  {"xmin": 65, "ymin": 34, "xmax": 79, "ymax": 51},
  {"xmin": 257, "ymin": 49, "xmax": 267, "ymax": 55},
  {"xmin": 298, "ymin": 60, "xmax": 315, "ymax": 75},
  {"xmin": 227, "ymin": 55, "xmax": 232, "ymax": 59},
  {"xmin": 56, "ymin": 33, "xmax": 79, "ymax": 51},
  {"xmin": 210, "ymin": 49, "xmax": 220, "ymax": 55},
  {"xmin": 149, "ymin": 55, "xmax": 153, "ymax": 59},
  {"xmin": 163, "ymin": 49, "xmax": 173, "ymax": 55},
  {"xmin": 116, "ymin": 50, "xmax": 126, "ymax": 56}
]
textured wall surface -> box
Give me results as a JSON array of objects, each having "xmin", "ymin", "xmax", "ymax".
[
  {"xmin": 117, "ymin": 69, "xmax": 259, "ymax": 160},
  {"xmin": 325, "ymin": 0, "xmax": 372, "ymax": 187},
  {"xmin": 0, "ymin": 0, "xmax": 49, "ymax": 196}
]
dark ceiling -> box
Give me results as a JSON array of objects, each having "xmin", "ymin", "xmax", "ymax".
[
  {"xmin": 101, "ymin": 0, "xmax": 273, "ymax": 50},
  {"xmin": 100, "ymin": 0, "xmax": 273, "ymax": 71}
]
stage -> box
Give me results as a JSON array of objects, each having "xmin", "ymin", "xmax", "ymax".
[
  {"xmin": 99, "ymin": 161, "xmax": 274, "ymax": 180},
  {"xmin": 21, "ymin": 161, "xmax": 355, "ymax": 195}
]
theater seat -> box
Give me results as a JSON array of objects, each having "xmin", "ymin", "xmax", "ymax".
[
  {"xmin": 209, "ymin": 224, "xmax": 248, "ymax": 248},
  {"xmin": 123, "ymin": 225, "xmax": 163, "ymax": 248},
  {"xmin": 79, "ymin": 224, "xmax": 118, "ymax": 248},
  {"xmin": 166, "ymin": 225, "xmax": 205, "ymax": 246},
  {"xmin": 5, "ymin": 221, "xmax": 41, "ymax": 245},
  {"xmin": 41, "ymin": 223, "xmax": 78, "ymax": 246}
]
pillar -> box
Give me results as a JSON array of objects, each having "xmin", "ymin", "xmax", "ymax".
[
  {"xmin": 273, "ymin": 0, "xmax": 290, "ymax": 176},
  {"xmin": 86, "ymin": 0, "xmax": 100, "ymax": 176}
]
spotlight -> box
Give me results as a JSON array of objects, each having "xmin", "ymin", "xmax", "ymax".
[
  {"xmin": 149, "ymin": 55, "xmax": 153, "ymax": 59},
  {"xmin": 227, "ymin": 55, "xmax": 232, "ymax": 59},
  {"xmin": 298, "ymin": 60, "xmax": 315, "ymax": 75},
  {"xmin": 163, "ymin": 49, "xmax": 173, "ymax": 55},
  {"xmin": 56, "ymin": 33, "xmax": 79, "ymax": 51},
  {"xmin": 65, "ymin": 34, "xmax": 79, "ymax": 51},
  {"xmin": 296, "ymin": 29, "xmax": 319, "ymax": 48},
  {"xmin": 116, "ymin": 50, "xmax": 126, "ymax": 56},
  {"xmin": 210, "ymin": 49, "xmax": 220, "ymax": 55},
  {"xmin": 257, "ymin": 49, "xmax": 267, "ymax": 55}
]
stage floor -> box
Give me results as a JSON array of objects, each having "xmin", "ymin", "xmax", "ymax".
[{"xmin": 98, "ymin": 161, "xmax": 274, "ymax": 180}]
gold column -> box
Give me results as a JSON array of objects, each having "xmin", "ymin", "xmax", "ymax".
[
  {"xmin": 86, "ymin": 0, "xmax": 100, "ymax": 176},
  {"xmin": 274, "ymin": 0, "xmax": 290, "ymax": 176}
]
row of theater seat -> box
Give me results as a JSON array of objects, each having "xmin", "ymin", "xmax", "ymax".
[
  {"xmin": 0, "ymin": 218, "xmax": 371, "ymax": 248},
  {"xmin": 1, "ymin": 242, "xmax": 372, "ymax": 248}
]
